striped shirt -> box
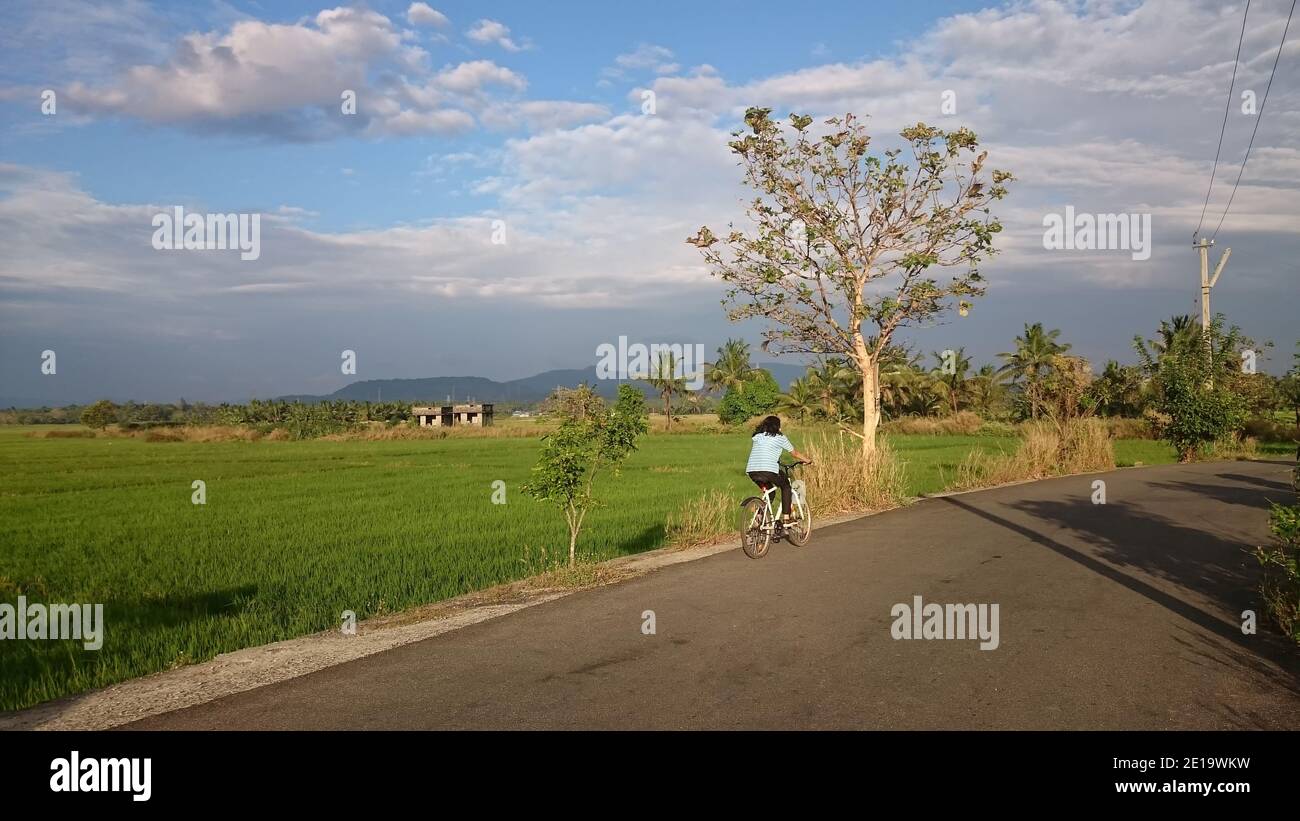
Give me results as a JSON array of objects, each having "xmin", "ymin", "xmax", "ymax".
[{"xmin": 746, "ymin": 433, "xmax": 793, "ymax": 473}]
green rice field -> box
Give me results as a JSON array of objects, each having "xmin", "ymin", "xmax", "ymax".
[{"xmin": 0, "ymin": 424, "xmax": 1178, "ymax": 710}]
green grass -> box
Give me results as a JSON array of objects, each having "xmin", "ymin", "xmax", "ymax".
[
  {"xmin": 886, "ymin": 434, "xmax": 1019, "ymax": 494},
  {"xmin": 1113, "ymin": 438, "xmax": 1178, "ymax": 466},
  {"xmin": 0, "ymin": 425, "xmax": 1177, "ymax": 710}
]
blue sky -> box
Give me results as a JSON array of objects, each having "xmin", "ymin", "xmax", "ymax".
[
  {"xmin": 1, "ymin": 0, "xmax": 1297, "ymax": 403},
  {"xmin": 2, "ymin": 0, "xmax": 995, "ymax": 232}
]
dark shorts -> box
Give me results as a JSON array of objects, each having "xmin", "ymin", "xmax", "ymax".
[{"xmin": 747, "ymin": 470, "xmax": 791, "ymax": 515}]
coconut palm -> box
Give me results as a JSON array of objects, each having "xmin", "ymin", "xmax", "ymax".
[
  {"xmin": 929, "ymin": 347, "xmax": 973, "ymax": 415},
  {"xmin": 807, "ymin": 358, "xmax": 857, "ymax": 418},
  {"xmin": 776, "ymin": 378, "xmax": 818, "ymax": 421},
  {"xmin": 705, "ymin": 338, "xmax": 757, "ymax": 395},
  {"xmin": 966, "ymin": 364, "xmax": 1009, "ymax": 417},
  {"xmin": 1150, "ymin": 314, "xmax": 1202, "ymax": 358},
  {"xmin": 998, "ymin": 323, "xmax": 1071, "ymax": 419},
  {"xmin": 879, "ymin": 365, "xmax": 939, "ymax": 418},
  {"xmin": 643, "ymin": 352, "xmax": 688, "ymax": 430}
]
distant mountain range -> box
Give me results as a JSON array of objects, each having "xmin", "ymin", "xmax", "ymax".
[
  {"xmin": 0, "ymin": 362, "xmax": 810, "ymax": 409},
  {"xmin": 276, "ymin": 362, "xmax": 808, "ymax": 405}
]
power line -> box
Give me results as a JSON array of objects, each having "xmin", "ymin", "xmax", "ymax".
[
  {"xmin": 1194, "ymin": 0, "xmax": 1251, "ymax": 239},
  {"xmin": 1210, "ymin": 0, "xmax": 1298, "ymax": 241}
]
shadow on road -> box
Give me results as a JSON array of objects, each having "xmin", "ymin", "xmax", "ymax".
[{"xmin": 937, "ymin": 490, "xmax": 1300, "ymax": 693}]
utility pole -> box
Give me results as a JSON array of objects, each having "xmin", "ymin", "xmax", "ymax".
[
  {"xmin": 1195, "ymin": 236, "xmax": 1231, "ymax": 387},
  {"xmin": 1194, "ymin": 237, "xmax": 1231, "ymax": 332}
]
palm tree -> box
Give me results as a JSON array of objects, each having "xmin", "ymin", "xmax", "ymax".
[
  {"xmin": 929, "ymin": 347, "xmax": 973, "ymax": 415},
  {"xmin": 966, "ymin": 364, "xmax": 1008, "ymax": 417},
  {"xmin": 879, "ymin": 365, "xmax": 938, "ymax": 418},
  {"xmin": 1150, "ymin": 314, "xmax": 1201, "ymax": 358},
  {"xmin": 998, "ymin": 323, "xmax": 1071, "ymax": 419},
  {"xmin": 776, "ymin": 378, "xmax": 817, "ymax": 420},
  {"xmin": 705, "ymin": 339, "xmax": 756, "ymax": 395},
  {"xmin": 643, "ymin": 352, "xmax": 688, "ymax": 430},
  {"xmin": 807, "ymin": 358, "xmax": 857, "ymax": 418},
  {"xmin": 1092, "ymin": 360, "xmax": 1145, "ymax": 417}
]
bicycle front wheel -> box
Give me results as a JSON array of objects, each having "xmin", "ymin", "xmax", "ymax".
[
  {"xmin": 739, "ymin": 498, "xmax": 771, "ymax": 559},
  {"xmin": 788, "ymin": 493, "xmax": 812, "ymax": 546}
]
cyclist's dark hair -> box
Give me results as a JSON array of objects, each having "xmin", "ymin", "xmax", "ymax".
[{"xmin": 753, "ymin": 415, "xmax": 782, "ymax": 436}]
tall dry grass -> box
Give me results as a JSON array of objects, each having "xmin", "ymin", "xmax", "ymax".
[
  {"xmin": 87, "ymin": 425, "xmax": 270, "ymax": 443},
  {"xmin": 665, "ymin": 432, "xmax": 907, "ymax": 547},
  {"xmin": 801, "ymin": 433, "xmax": 907, "ymax": 515},
  {"xmin": 26, "ymin": 429, "xmax": 97, "ymax": 439},
  {"xmin": 1199, "ymin": 434, "xmax": 1260, "ymax": 461},
  {"xmin": 321, "ymin": 422, "xmax": 554, "ymax": 441},
  {"xmin": 1104, "ymin": 417, "xmax": 1154, "ymax": 439},
  {"xmin": 86, "ymin": 421, "xmax": 557, "ymax": 442},
  {"xmin": 665, "ymin": 490, "xmax": 735, "ymax": 548},
  {"xmin": 882, "ymin": 411, "xmax": 984, "ymax": 436},
  {"xmin": 952, "ymin": 418, "xmax": 1114, "ymax": 490}
]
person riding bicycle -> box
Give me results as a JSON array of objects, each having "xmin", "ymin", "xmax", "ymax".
[{"xmin": 746, "ymin": 415, "xmax": 812, "ymax": 529}]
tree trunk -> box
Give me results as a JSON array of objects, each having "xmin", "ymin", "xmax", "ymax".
[
  {"xmin": 861, "ymin": 360, "xmax": 879, "ymax": 459},
  {"xmin": 568, "ymin": 526, "xmax": 578, "ymax": 567},
  {"xmin": 663, "ymin": 392, "xmax": 671, "ymax": 430}
]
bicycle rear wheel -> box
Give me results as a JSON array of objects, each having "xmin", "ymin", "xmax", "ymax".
[{"xmin": 739, "ymin": 498, "xmax": 771, "ymax": 559}]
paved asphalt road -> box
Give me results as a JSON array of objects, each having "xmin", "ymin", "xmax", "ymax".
[{"xmin": 129, "ymin": 460, "xmax": 1300, "ymax": 730}]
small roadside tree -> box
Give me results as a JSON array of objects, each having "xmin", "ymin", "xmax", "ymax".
[
  {"xmin": 1135, "ymin": 314, "xmax": 1248, "ymax": 461},
  {"xmin": 523, "ymin": 385, "xmax": 648, "ymax": 567},
  {"xmin": 689, "ymin": 109, "xmax": 1012, "ymax": 465}
]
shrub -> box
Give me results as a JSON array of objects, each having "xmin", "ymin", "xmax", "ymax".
[
  {"xmin": 1255, "ymin": 500, "xmax": 1300, "ymax": 643},
  {"xmin": 80, "ymin": 400, "xmax": 117, "ymax": 430},
  {"xmin": 28, "ymin": 429, "xmax": 97, "ymax": 439},
  {"xmin": 1105, "ymin": 417, "xmax": 1154, "ymax": 439},
  {"xmin": 718, "ymin": 369, "xmax": 780, "ymax": 425},
  {"xmin": 1242, "ymin": 417, "xmax": 1300, "ymax": 443},
  {"xmin": 1134, "ymin": 315, "xmax": 1249, "ymax": 461}
]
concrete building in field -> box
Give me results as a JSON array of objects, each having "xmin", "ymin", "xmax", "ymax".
[{"xmin": 412, "ymin": 403, "xmax": 493, "ymax": 427}]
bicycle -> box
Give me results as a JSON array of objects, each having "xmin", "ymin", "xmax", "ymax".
[{"xmin": 739, "ymin": 460, "xmax": 812, "ymax": 559}]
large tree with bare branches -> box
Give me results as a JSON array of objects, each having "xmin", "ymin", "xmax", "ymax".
[{"xmin": 688, "ymin": 109, "xmax": 1012, "ymax": 459}]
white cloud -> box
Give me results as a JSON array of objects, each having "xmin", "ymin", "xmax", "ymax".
[
  {"xmin": 434, "ymin": 59, "xmax": 526, "ymax": 93},
  {"xmin": 406, "ymin": 3, "xmax": 449, "ymax": 28},
  {"xmin": 614, "ymin": 44, "xmax": 679, "ymax": 74},
  {"xmin": 35, "ymin": 7, "xmax": 544, "ymax": 138},
  {"xmin": 601, "ymin": 44, "xmax": 680, "ymax": 86},
  {"xmin": 466, "ymin": 19, "xmax": 527, "ymax": 52},
  {"xmin": 6, "ymin": 0, "xmax": 1299, "ymax": 318},
  {"xmin": 481, "ymin": 100, "xmax": 611, "ymax": 132}
]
